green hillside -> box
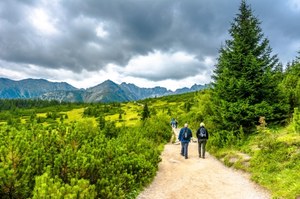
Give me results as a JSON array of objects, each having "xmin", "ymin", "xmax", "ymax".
[{"xmin": 0, "ymin": 83, "xmax": 299, "ymax": 198}]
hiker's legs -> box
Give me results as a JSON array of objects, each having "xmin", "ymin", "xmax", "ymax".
[
  {"xmin": 183, "ymin": 142, "xmax": 189, "ymax": 158},
  {"xmin": 198, "ymin": 141, "xmax": 201, "ymax": 157},
  {"xmin": 180, "ymin": 142, "xmax": 184, "ymax": 156},
  {"xmin": 198, "ymin": 139, "xmax": 206, "ymax": 158},
  {"xmin": 201, "ymin": 140, "xmax": 207, "ymax": 158}
]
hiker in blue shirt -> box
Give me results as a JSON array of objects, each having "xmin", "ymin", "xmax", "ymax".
[
  {"xmin": 170, "ymin": 118, "xmax": 176, "ymax": 128},
  {"xmin": 196, "ymin": 122, "xmax": 209, "ymax": 159},
  {"xmin": 178, "ymin": 123, "xmax": 192, "ymax": 159}
]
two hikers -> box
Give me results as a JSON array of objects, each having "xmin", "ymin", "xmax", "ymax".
[
  {"xmin": 178, "ymin": 123, "xmax": 193, "ymax": 159},
  {"xmin": 196, "ymin": 122, "xmax": 209, "ymax": 159},
  {"xmin": 170, "ymin": 118, "xmax": 178, "ymax": 128},
  {"xmin": 178, "ymin": 122, "xmax": 209, "ymax": 159}
]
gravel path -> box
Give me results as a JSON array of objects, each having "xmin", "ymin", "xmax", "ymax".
[{"xmin": 137, "ymin": 128, "xmax": 270, "ymax": 199}]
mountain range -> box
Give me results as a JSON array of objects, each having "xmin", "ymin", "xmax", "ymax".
[{"xmin": 0, "ymin": 78, "xmax": 209, "ymax": 103}]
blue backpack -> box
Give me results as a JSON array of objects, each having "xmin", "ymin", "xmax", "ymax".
[{"xmin": 199, "ymin": 127, "xmax": 207, "ymax": 138}]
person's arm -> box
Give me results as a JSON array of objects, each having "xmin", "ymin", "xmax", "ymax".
[
  {"xmin": 178, "ymin": 129, "xmax": 182, "ymax": 141},
  {"xmin": 206, "ymin": 128, "xmax": 209, "ymax": 139}
]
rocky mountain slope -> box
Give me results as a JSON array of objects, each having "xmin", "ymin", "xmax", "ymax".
[{"xmin": 0, "ymin": 78, "xmax": 208, "ymax": 102}]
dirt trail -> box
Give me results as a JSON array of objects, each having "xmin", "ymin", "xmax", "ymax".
[{"xmin": 137, "ymin": 128, "xmax": 270, "ymax": 199}]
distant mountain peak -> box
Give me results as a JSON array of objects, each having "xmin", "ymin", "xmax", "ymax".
[
  {"xmin": 102, "ymin": 79, "xmax": 115, "ymax": 84},
  {"xmin": 0, "ymin": 78, "xmax": 208, "ymax": 102}
]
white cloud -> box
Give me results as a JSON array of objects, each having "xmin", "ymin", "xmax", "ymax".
[
  {"xmin": 29, "ymin": 8, "xmax": 59, "ymax": 35},
  {"xmin": 0, "ymin": 68, "xmax": 25, "ymax": 81},
  {"xmin": 0, "ymin": 62, "xmax": 104, "ymax": 89},
  {"xmin": 96, "ymin": 23, "xmax": 109, "ymax": 38},
  {"xmin": 0, "ymin": 59, "xmax": 211, "ymax": 91},
  {"xmin": 124, "ymin": 50, "xmax": 201, "ymax": 80}
]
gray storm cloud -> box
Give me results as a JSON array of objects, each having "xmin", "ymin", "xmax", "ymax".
[{"xmin": 0, "ymin": 0, "xmax": 299, "ymax": 82}]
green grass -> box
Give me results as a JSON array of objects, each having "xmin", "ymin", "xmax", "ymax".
[
  {"xmin": 208, "ymin": 123, "xmax": 300, "ymax": 199},
  {"xmin": 103, "ymin": 102, "xmax": 141, "ymax": 127},
  {"xmin": 62, "ymin": 108, "xmax": 86, "ymax": 122}
]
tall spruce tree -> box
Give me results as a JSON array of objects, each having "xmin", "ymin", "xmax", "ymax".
[{"xmin": 212, "ymin": 0, "xmax": 287, "ymax": 132}]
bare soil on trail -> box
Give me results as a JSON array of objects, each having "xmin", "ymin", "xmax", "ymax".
[{"xmin": 137, "ymin": 128, "xmax": 270, "ymax": 199}]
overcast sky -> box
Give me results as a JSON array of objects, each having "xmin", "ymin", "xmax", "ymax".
[{"xmin": 0, "ymin": 0, "xmax": 299, "ymax": 91}]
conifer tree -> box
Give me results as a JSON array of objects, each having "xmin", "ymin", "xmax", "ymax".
[
  {"xmin": 141, "ymin": 103, "xmax": 150, "ymax": 120},
  {"xmin": 212, "ymin": 0, "xmax": 287, "ymax": 132},
  {"xmin": 281, "ymin": 51, "xmax": 300, "ymax": 112}
]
